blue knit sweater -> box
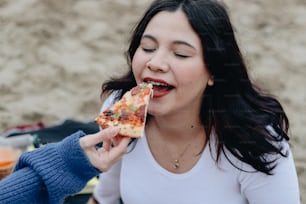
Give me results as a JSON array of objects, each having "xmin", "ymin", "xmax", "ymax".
[{"xmin": 0, "ymin": 131, "xmax": 100, "ymax": 204}]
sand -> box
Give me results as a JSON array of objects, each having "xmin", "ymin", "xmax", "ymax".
[{"xmin": 0, "ymin": 0, "xmax": 305, "ymax": 202}]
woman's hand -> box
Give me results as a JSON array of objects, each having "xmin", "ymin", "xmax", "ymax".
[{"xmin": 79, "ymin": 127, "xmax": 130, "ymax": 172}]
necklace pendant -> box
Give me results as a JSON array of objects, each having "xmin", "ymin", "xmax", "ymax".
[{"xmin": 174, "ymin": 159, "xmax": 180, "ymax": 169}]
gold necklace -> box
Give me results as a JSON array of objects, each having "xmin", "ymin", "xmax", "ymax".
[
  {"xmin": 149, "ymin": 122, "xmax": 205, "ymax": 170},
  {"xmin": 171, "ymin": 143, "xmax": 191, "ymax": 169},
  {"xmin": 169, "ymin": 131, "xmax": 206, "ymax": 169}
]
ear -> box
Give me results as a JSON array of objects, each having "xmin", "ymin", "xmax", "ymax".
[{"xmin": 207, "ymin": 76, "xmax": 214, "ymax": 86}]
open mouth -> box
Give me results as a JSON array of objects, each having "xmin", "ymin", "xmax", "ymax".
[
  {"xmin": 145, "ymin": 80, "xmax": 174, "ymax": 90},
  {"xmin": 144, "ymin": 79, "xmax": 174, "ymax": 97}
]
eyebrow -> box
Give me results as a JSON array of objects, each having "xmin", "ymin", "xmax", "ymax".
[{"xmin": 142, "ymin": 34, "xmax": 196, "ymax": 50}]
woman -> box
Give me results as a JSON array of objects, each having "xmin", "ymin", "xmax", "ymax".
[
  {"xmin": 90, "ymin": 0, "xmax": 300, "ymax": 203},
  {"xmin": 0, "ymin": 128, "xmax": 130, "ymax": 204}
]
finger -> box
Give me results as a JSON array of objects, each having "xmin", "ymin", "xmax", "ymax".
[
  {"xmin": 80, "ymin": 127, "xmax": 120, "ymax": 148},
  {"xmin": 108, "ymin": 137, "xmax": 130, "ymax": 160},
  {"xmin": 117, "ymin": 136, "xmax": 130, "ymax": 148},
  {"xmin": 102, "ymin": 139, "xmax": 112, "ymax": 151},
  {"xmin": 112, "ymin": 135, "xmax": 120, "ymax": 146},
  {"xmin": 113, "ymin": 135, "xmax": 128, "ymax": 147}
]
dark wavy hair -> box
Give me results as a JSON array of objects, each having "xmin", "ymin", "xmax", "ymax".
[{"xmin": 101, "ymin": 0, "xmax": 289, "ymax": 175}]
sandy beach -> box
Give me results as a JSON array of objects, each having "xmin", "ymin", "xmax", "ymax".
[{"xmin": 1, "ymin": 0, "xmax": 305, "ymax": 202}]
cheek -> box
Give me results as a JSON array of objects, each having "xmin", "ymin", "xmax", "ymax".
[
  {"xmin": 131, "ymin": 50, "xmax": 147, "ymax": 79},
  {"xmin": 174, "ymin": 64, "xmax": 210, "ymax": 97},
  {"xmin": 177, "ymin": 66, "xmax": 208, "ymax": 85}
]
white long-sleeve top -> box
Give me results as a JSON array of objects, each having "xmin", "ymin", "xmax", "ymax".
[{"xmin": 93, "ymin": 94, "xmax": 300, "ymax": 204}]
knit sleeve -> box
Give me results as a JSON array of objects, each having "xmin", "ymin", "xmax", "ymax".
[
  {"xmin": 0, "ymin": 166, "xmax": 48, "ymax": 203},
  {"xmin": 13, "ymin": 130, "xmax": 100, "ymax": 204}
]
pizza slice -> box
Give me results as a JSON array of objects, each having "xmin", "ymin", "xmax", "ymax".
[{"xmin": 95, "ymin": 83, "xmax": 153, "ymax": 138}]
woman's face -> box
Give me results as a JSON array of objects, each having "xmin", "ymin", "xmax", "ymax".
[{"xmin": 132, "ymin": 10, "xmax": 213, "ymax": 117}]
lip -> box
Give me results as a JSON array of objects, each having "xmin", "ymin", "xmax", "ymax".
[
  {"xmin": 143, "ymin": 77, "xmax": 173, "ymax": 98},
  {"xmin": 143, "ymin": 77, "xmax": 170, "ymax": 85}
]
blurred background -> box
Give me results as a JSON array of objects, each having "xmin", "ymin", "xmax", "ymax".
[{"xmin": 0, "ymin": 0, "xmax": 305, "ymax": 202}]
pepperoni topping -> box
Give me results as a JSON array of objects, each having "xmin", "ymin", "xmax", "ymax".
[
  {"xmin": 135, "ymin": 105, "xmax": 146, "ymax": 121},
  {"xmin": 131, "ymin": 86, "xmax": 141, "ymax": 96},
  {"xmin": 95, "ymin": 83, "xmax": 152, "ymax": 138}
]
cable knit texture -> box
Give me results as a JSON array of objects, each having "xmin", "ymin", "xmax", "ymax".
[{"xmin": 0, "ymin": 131, "xmax": 100, "ymax": 204}]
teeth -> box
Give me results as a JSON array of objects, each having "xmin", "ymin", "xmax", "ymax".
[{"xmin": 146, "ymin": 81, "xmax": 169, "ymax": 87}]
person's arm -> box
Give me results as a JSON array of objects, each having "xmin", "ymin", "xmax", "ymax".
[
  {"xmin": 239, "ymin": 142, "xmax": 300, "ymax": 204},
  {"xmin": 0, "ymin": 166, "xmax": 48, "ymax": 203},
  {"xmin": 0, "ymin": 128, "xmax": 129, "ymax": 204},
  {"xmin": 0, "ymin": 131, "xmax": 90, "ymax": 203}
]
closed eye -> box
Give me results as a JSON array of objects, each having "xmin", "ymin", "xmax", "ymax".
[
  {"xmin": 174, "ymin": 52, "xmax": 190, "ymax": 58},
  {"xmin": 142, "ymin": 47, "xmax": 156, "ymax": 53}
]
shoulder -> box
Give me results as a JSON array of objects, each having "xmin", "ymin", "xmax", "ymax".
[
  {"xmin": 237, "ymin": 146, "xmax": 300, "ymax": 203},
  {"xmin": 209, "ymin": 127, "xmax": 294, "ymax": 174}
]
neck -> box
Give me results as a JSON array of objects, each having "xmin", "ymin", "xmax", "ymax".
[
  {"xmin": 147, "ymin": 115, "xmax": 205, "ymax": 143},
  {"xmin": 145, "ymin": 115, "xmax": 207, "ymax": 173}
]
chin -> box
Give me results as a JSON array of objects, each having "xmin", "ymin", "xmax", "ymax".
[{"xmin": 147, "ymin": 106, "xmax": 164, "ymax": 117}]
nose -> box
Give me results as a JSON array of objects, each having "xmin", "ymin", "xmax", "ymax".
[{"xmin": 146, "ymin": 50, "xmax": 169, "ymax": 72}]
